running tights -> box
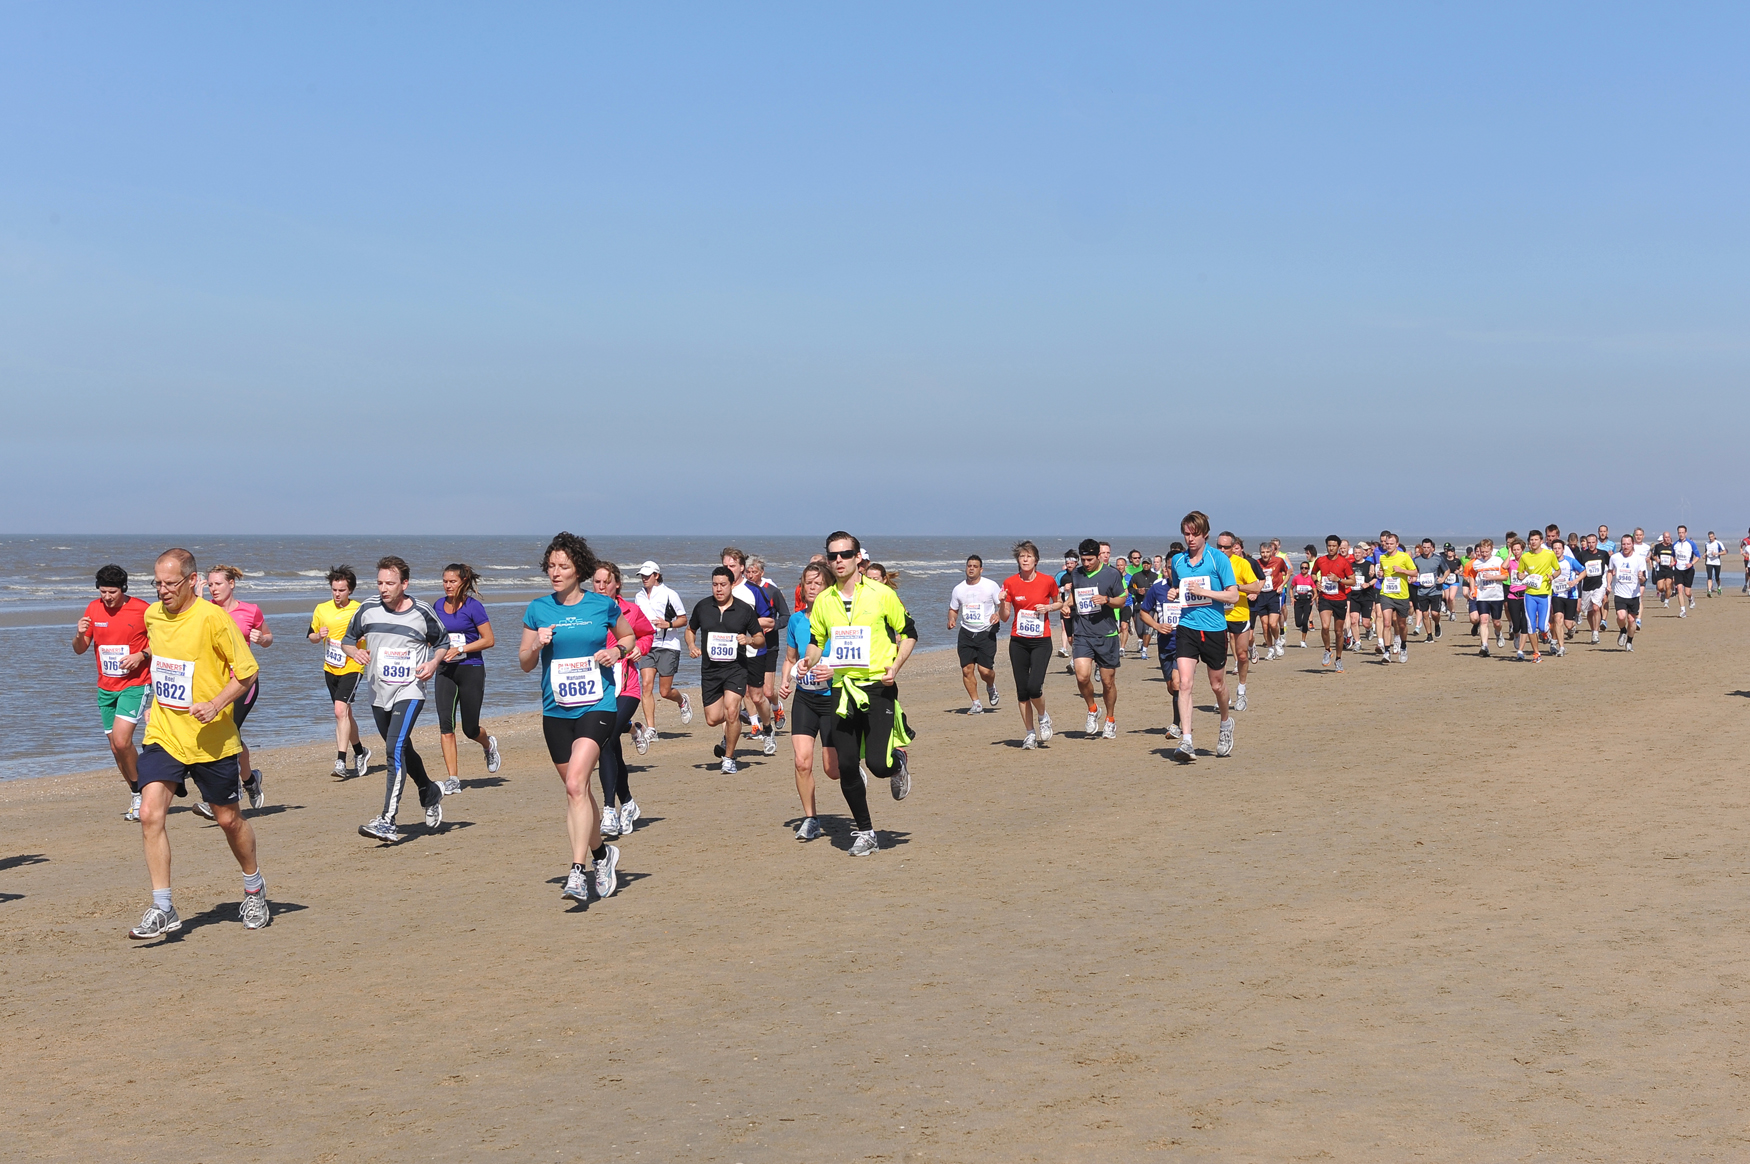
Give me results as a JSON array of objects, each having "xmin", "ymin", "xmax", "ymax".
[
  {"xmin": 827, "ymin": 681, "xmax": 903, "ymax": 832},
  {"xmin": 434, "ymin": 663, "xmax": 484, "ymax": 737},
  {"xmin": 373, "ymin": 699, "xmax": 435, "ymax": 819},
  {"xmin": 1009, "ymin": 636, "xmax": 1052, "ymax": 702},
  {"xmin": 597, "ymin": 695, "xmax": 640, "ymax": 809}
]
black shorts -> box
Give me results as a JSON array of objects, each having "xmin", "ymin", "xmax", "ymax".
[
  {"xmin": 542, "ymin": 711, "xmax": 618, "ymax": 764},
  {"xmin": 231, "ymin": 679, "xmax": 260, "ymax": 729},
  {"xmin": 743, "ymin": 654, "xmax": 769, "ymax": 686},
  {"xmin": 1553, "ymin": 596, "xmax": 1579, "ymax": 620},
  {"xmin": 1317, "ymin": 597, "xmax": 1349, "ymax": 619},
  {"xmin": 701, "ymin": 661, "xmax": 748, "ymax": 708},
  {"xmin": 1474, "ymin": 599, "xmax": 1504, "ymax": 618},
  {"xmin": 789, "ymin": 689, "xmax": 838, "ymax": 741},
  {"xmin": 761, "ymin": 647, "xmax": 783, "ymax": 675},
  {"xmin": 137, "ymin": 743, "xmax": 241, "ymax": 805},
  {"xmin": 1676, "ymin": 568, "xmax": 1695, "ymax": 587},
  {"xmin": 1616, "ymin": 595, "xmax": 1642, "ymax": 616},
  {"xmin": 1174, "ymin": 626, "xmax": 1228, "ymax": 670},
  {"xmin": 324, "ymin": 671, "xmax": 361, "ymax": 704},
  {"xmin": 1226, "ymin": 618, "xmax": 1251, "ymax": 637},
  {"xmin": 1653, "ymin": 566, "xmax": 1673, "ymax": 581},
  {"xmin": 1350, "ymin": 590, "xmax": 1376, "ymax": 617},
  {"xmin": 957, "ymin": 627, "xmax": 999, "ymax": 669},
  {"xmin": 1412, "ymin": 591, "xmax": 1444, "ymax": 612},
  {"xmin": 1008, "ymin": 635, "xmax": 1052, "ymax": 702},
  {"xmin": 1253, "ymin": 590, "xmax": 1281, "ymax": 616}
]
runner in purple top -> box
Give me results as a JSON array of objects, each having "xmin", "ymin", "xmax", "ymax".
[{"xmin": 432, "ymin": 563, "xmax": 499, "ymax": 792}]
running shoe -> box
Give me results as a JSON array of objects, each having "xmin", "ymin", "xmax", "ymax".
[
  {"xmin": 239, "ymin": 891, "xmax": 271, "ymax": 930},
  {"xmin": 633, "ymin": 723, "xmax": 650, "ymax": 755},
  {"xmin": 442, "ymin": 778, "xmax": 463, "ymax": 796},
  {"xmin": 1592, "ymin": 631, "xmax": 1600, "ymax": 643},
  {"xmin": 1679, "ymin": 607, "xmax": 1687, "ymax": 618},
  {"xmin": 356, "ymin": 745, "xmax": 373, "ymax": 774},
  {"xmin": 1216, "ymin": 718, "xmax": 1234, "ymax": 757},
  {"xmin": 721, "ymin": 757, "xmax": 738, "ymax": 775},
  {"xmin": 128, "ymin": 905, "xmax": 182, "ymax": 940},
  {"xmin": 987, "ymin": 685, "xmax": 999, "ymax": 707},
  {"xmin": 359, "ymin": 817, "xmax": 402, "ymax": 843},
  {"xmin": 594, "ymin": 844, "xmax": 619, "ymax": 899},
  {"xmin": 1057, "ymin": 647, "xmax": 1069, "ymax": 658},
  {"xmin": 1167, "ymin": 723, "xmax": 1183, "ymax": 739},
  {"xmin": 1022, "ymin": 732, "xmax": 1037, "ymax": 750},
  {"xmin": 192, "ymin": 801, "xmax": 215, "ymax": 821},
  {"xmin": 1172, "ymin": 737, "xmax": 1196, "ymax": 763},
  {"xmin": 485, "ymin": 735, "xmax": 501, "ymax": 773},
  {"xmin": 1636, "ymin": 618, "xmax": 1641, "ymax": 629},
  {"xmin": 762, "ymin": 733, "xmax": 778, "ymax": 757},
  {"xmin": 1424, "ymin": 633, "xmax": 1435, "ymax": 644},
  {"xmin": 1138, "ymin": 648, "xmax": 1149, "ymax": 660},
  {"xmin": 619, "ymin": 799, "xmax": 640, "ymax": 834},
  {"xmin": 849, "ymin": 830, "xmax": 881, "ymax": 857},
  {"xmin": 796, "ymin": 816, "xmax": 822, "ymax": 841},
  {"xmin": 420, "ymin": 782, "xmax": 444, "ymax": 829},
  {"xmin": 1249, "ymin": 646, "xmax": 1258, "ymax": 664},
  {"xmin": 1395, "ymin": 647, "xmax": 1407, "ymax": 663},
  {"xmin": 1102, "ymin": 718, "xmax": 1117, "ymax": 739},
  {"xmin": 1626, "ymin": 640, "xmax": 1634, "ymax": 652},
  {"xmin": 244, "ymin": 769, "xmax": 265, "ymax": 810},
  {"xmin": 1333, "ymin": 658, "xmax": 1344, "ymax": 672},
  {"xmin": 680, "ymin": 694, "xmax": 693, "ymax": 725},
  {"xmin": 967, "ymin": 701, "xmax": 984, "ymax": 715},
  {"xmin": 124, "ymin": 792, "xmax": 142, "ymax": 821},
  {"xmin": 331, "ymin": 757, "xmax": 348, "ymax": 778},
  {"xmin": 1037, "ymin": 712, "xmax": 1053, "ymax": 743},
  {"xmin": 600, "ymin": 805, "xmax": 620, "ymax": 838},
  {"xmin": 1234, "ymin": 689, "xmax": 1247, "ymax": 712},
  {"xmin": 1531, "ymin": 652, "xmax": 1541, "ymax": 663},
  {"xmin": 890, "ymin": 749, "xmax": 910, "ymax": 800},
  {"xmin": 1555, "ymin": 646, "xmax": 1566, "ymax": 657},
  {"xmin": 1617, "ymin": 632, "xmax": 1627, "ymax": 647},
  {"xmin": 1084, "ymin": 709, "xmax": 1100, "ymax": 736},
  {"xmin": 562, "ymin": 865, "xmax": 588, "ymax": 901},
  {"xmin": 1479, "ymin": 646, "xmax": 1491, "ymax": 657},
  {"xmin": 1321, "ymin": 650, "xmax": 1333, "ymax": 668}
]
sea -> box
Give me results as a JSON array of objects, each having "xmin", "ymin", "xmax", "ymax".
[{"xmin": 7, "ymin": 533, "xmax": 1724, "ymax": 781}]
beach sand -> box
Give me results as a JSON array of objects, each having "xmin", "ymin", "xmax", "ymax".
[{"xmin": 4, "ymin": 599, "xmax": 1749, "ymax": 1161}]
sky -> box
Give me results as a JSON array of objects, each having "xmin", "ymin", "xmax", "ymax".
[{"xmin": 3, "ymin": 5, "xmax": 1747, "ymax": 536}]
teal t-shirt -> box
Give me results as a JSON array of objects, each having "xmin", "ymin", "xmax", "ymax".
[
  {"xmin": 522, "ymin": 591, "xmax": 620, "ymax": 717},
  {"xmin": 1170, "ymin": 549, "xmax": 1237, "ymax": 633}
]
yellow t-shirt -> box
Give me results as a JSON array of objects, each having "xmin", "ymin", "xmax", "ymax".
[
  {"xmin": 1376, "ymin": 550, "xmax": 1417, "ymax": 599},
  {"xmin": 1227, "ymin": 554, "xmax": 1258, "ymax": 623},
  {"xmin": 143, "ymin": 596, "xmax": 259, "ymax": 764},
  {"xmin": 310, "ymin": 598, "xmax": 365, "ymax": 675},
  {"xmin": 1515, "ymin": 548, "xmax": 1560, "ymax": 597}
]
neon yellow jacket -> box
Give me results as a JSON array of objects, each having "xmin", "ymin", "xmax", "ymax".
[{"xmin": 808, "ymin": 575, "xmax": 911, "ymax": 685}]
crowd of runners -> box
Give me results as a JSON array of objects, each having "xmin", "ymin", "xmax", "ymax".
[{"xmin": 70, "ymin": 520, "xmax": 1742, "ymax": 940}]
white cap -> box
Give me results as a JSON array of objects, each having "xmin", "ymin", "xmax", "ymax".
[{"xmin": 636, "ymin": 560, "xmax": 660, "ymax": 577}]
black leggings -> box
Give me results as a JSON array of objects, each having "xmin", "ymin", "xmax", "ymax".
[
  {"xmin": 372, "ymin": 699, "xmax": 436, "ymax": 819},
  {"xmin": 1294, "ymin": 598, "xmax": 1313, "ymax": 632},
  {"xmin": 827, "ymin": 681, "xmax": 903, "ymax": 832},
  {"xmin": 1708, "ymin": 564, "xmax": 1722, "ymax": 585},
  {"xmin": 597, "ymin": 695, "xmax": 640, "ymax": 809},
  {"xmin": 1506, "ymin": 597, "xmax": 1530, "ymax": 635},
  {"xmin": 434, "ymin": 664, "xmax": 485, "ymax": 737},
  {"xmin": 1008, "ymin": 636, "xmax": 1051, "ymax": 702}
]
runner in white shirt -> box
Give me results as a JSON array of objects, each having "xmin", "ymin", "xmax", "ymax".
[
  {"xmin": 1608, "ymin": 545, "xmax": 1646, "ymax": 651},
  {"xmin": 1627, "ymin": 530, "xmax": 1650, "ymax": 629},
  {"xmin": 1671, "ymin": 525, "xmax": 1699, "ymax": 613},
  {"xmin": 948, "ymin": 556, "xmax": 1004, "ymax": 714},
  {"xmin": 632, "ymin": 562, "xmax": 690, "ymax": 743},
  {"xmin": 1704, "ymin": 532, "xmax": 1726, "ymax": 598}
]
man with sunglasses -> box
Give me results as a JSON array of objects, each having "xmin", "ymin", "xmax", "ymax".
[
  {"xmin": 1060, "ymin": 538, "xmax": 1127, "ymax": 739},
  {"xmin": 128, "ymin": 548, "xmax": 269, "ymax": 939}
]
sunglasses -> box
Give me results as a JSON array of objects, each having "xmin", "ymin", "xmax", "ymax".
[{"xmin": 826, "ymin": 548, "xmax": 859, "ymax": 561}]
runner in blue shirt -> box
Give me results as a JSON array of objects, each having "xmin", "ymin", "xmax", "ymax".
[
  {"xmin": 1137, "ymin": 566, "xmax": 1184, "ymax": 740},
  {"xmin": 1167, "ymin": 510, "xmax": 1239, "ymax": 763}
]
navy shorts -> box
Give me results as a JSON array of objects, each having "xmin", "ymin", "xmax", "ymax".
[{"xmin": 137, "ymin": 743, "xmax": 242, "ymax": 805}]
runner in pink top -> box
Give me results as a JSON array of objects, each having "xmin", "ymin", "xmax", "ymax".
[
  {"xmin": 206, "ymin": 564, "xmax": 273, "ymax": 813},
  {"xmin": 591, "ymin": 561, "xmax": 655, "ymax": 838}
]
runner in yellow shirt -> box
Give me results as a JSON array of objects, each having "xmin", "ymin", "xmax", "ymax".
[
  {"xmin": 1373, "ymin": 531, "xmax": 1418, "ymax": 663},
  {"xmin": 1218, "ymin": 533, "xmax": 1264, "ymax": 712},
  {"xmin": 1513, "ymin": 530, "xmax": 1561, "ymax": 662},
  {"xmin": 129, "ymin": 548, "xmax": 270, "ymax": 939},
  {"xmin": 307, "ymin": 564, "xmax": 371, "ymax": 778}
]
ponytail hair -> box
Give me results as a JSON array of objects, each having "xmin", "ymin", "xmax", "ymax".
[{"xmin": 443, "ymin": 563, "xmax": 481, "ymax": 600}]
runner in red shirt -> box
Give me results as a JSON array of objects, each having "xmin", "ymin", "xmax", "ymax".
[
  {"xmin": 72, "ymin": 564, "xmax": 153, "ymax": 820},
  {"xmin": 998, "ymin": 540, "xmax": 1060, "ymax": 750},
  {"xmin": 1311, "ymin": 535, "xmax": 1354, "ymax": 671}
]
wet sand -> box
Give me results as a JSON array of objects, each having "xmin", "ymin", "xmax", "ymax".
[{"xmin": 4, "ymin": 597, "xmax": 1749, "ymax": 1161}]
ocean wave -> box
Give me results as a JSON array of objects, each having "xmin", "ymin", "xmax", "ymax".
[
  {"xmin": 296, "ymin": 570, "xmax": 329, "ymax": 577},
  {"xmin": 482, "ymin": 565, "xmax": 527, "ymax": 571}
]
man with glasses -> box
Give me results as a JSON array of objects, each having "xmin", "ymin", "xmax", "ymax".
[
  {"xmin": 1060, "ymin": 538, "xmax": 1127, "ymax": 739},
  {"xmin": 1169, "ymin": 512, "xmax": 1239, "ymax": 760},
  {"xmin": 128, "ymin": 548, "xmax": 269, "ymax": 939}
]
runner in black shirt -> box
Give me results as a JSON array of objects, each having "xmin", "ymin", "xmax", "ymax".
[{"xmin": 685, "ymin": 568, "xmax": 765, "ymax": 774}]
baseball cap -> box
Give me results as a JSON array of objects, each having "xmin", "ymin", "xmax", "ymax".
[{"xmin": 636, "ymin": 561, "xmax": 660, "ymax": 577}]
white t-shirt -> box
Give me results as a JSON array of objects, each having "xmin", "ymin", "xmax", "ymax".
[
  {"xmin": 634, "ymin": 583, "xmax": 686, "ymax": 652},
  {"xmin": 1706, "ymin": 539, "xmax": 1725, "ymax": 565},
  {"xmin": 949, "ymin": 578, "xmax": 1004, "ymax": 634},
  {"xmin": 1610, "ymin": 552, "xmax": 1644, "ymax": 598}
]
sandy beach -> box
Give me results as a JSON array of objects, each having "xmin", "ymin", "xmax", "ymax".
[{"xmin": 4, "ymin": 598, "xmax": 1749, "ymax": 1161}]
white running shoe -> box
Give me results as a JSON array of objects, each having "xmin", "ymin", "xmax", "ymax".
[
  {"xmin": 1084, "ymin": 709, "xmax": 1100, "ymax": 736},
  {"xmin": 1626, "ymin": 640, "xmax": 1634, "ymax": 652},
  {"xmin": 633, "ymin": 724, "xmax": 650, "ymax": 755},
  {"xmin": 1167, "ymin": 723, "xmax": 1183, "ymax": 739},
  {"xmin": 1233, "ymin": 688, "xmax": 1247, "ymax": 712},
  {"xmin": 1679, "ymin": 607, "xmax": 1687, "ymax": 618},
  {"xmin": 600, "ymin": 806, "xmax": 620, "ymax": 837},
  {"xmin": 1216, "ymin": 718, "xmax": 1235, "ymax": 757},
  {"xmin": 242, "ymin": 769, "xmax": 265, "ymax": 809},
  {"xmin": 1617, "ymin": 632, "xmax": 1627, "ymax": 647},
  {"xmin": 562, "ymin": 866, "xmax": 588, "ymax": 901},
  {"xmin": 967, "ymin": 701, "xmax": 984, "ymax": 715},
  {"xmin": 1102, "ymin": 718, "xmax": 1117, "ymax": 739},
  {"xmin": 721, "ymin": 757, "xmax": 738, "ymax": 775},
  {"xmin": 128, "ymin": 904, "xmax": 182, "ymax": 940},
  {"xmin": 1321, "ymin": 650, "xmax": 1333, "ymax": 668},
  {"xmin": 1591, "ymin": 631, "xmax": 1600, "ymax": 643},
  {"xmin": 987, "ymin": 685, "xmax": 999, "ymax": 707},
  {"xmin": 796, "ymin": 816, "xmax": 822, "ymax": 841},
  {"xmin": 192, "ymin": 801, "xmax": 215, "ymax": 821},
  {"xmin": 1037, "ymin": 712, "xmax": 1053, "ymax": 743},
  {"xmin": 485, "ymin": 735, "xmax": 501, "ymax": 773},
  {"xmin": 355, "ymin": 745, "xmax": 372, "ymax": 775},
  {"xmin": 890, "ymin": 749, "xmax": 910, "ymax": 800},
  {"xmin": 1022, "ymin": 732, "xmax": 1037, "ymax": 750},
  {"xmin": 442, "ymin": 778, "xmax": 462, "ymax": 796},
  {"xmin": 849, "ymin": 830, "xmax": 880, "ymax": 857},
  {"xmin": 763, "ymin": 733, "xmax": 778, "ymax": 756},
  {"xmin": 124, "ymin": 792, "xmax": 142, "ymax": 822},
  {"xmin": 619, "ymin": 799, "xmax": 639, "ymax": 834},
  {"xmin": 594, "ymin": 844, "xmax": 619, "ymax": 899},
  {"xmin": 1173, "ymin": 737, "xmax": 1196, "ymax": 763},
  {"xmin": 358, "ymin": 817, "xmax": 402, "ymax": 843},
  {"xmin": 1395, "ymin": 647, "xmax": 1407, "ymax": 663},
  {"xmin": 680, "ymin": 694, "xmax": 693, "ymax": 725},
  {"xmin": 331, "ymin": 757, "xmax": 348, "ymax": 778},
  {"xmin": 425, "ymin": 797, "xmax": 444, "ymax": 831}
]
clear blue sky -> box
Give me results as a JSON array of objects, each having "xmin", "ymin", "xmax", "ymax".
[{"xmin": 3, "ymin": 5, "xmax": 1746, "ymax": 535}]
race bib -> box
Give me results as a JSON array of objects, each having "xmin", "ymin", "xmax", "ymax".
[
  {"xmin": 794, "ymin": 660, "xmax": 831, "ymax": 693},
  {"xmin": 376, "ymin": 646, "xmax": 417, "ymax": 686},
  {"xmin": 550, "ymin": 656, "xmax": 603, "ymax": 707},
  {"xmin": 98, "ymin": 644, "xmax": 132, "ymax": 678},
  {"xmin": 1477, "ymin": 583, "xmax": 1504, "ymax": 602},
  {"xmin": 1156, "ymin": 602, "xmax": 1183, "ymax": 628},
  {"xmin": 1382, "ymin": 577, "xmax": 1406, "ymax": 597},
  {"xmin": 1417, "ymin": 573, "xmax": 1436, "ymax": 587},
  {"xmin": 1015, "ymin": 610, "xmax": 1046, "ymax": 638},
  {"xmin": 1585, "ymin": 560, "xmax": 1603, "ymax": 577},
  {"xmin": 829, "ymin": 625, "xmax": 871, "ymax": 668},
  {"xmin": 323, "ymin": 638, "xmax": 347, "ymax": 668},
  {"xmin": 1675, "ymin": 547, "xmax": 1693, "ymax": 566},
  {"xmin": 1522, "ymin": 573, "xmax": 1544, "ymax": 590},
  {"xmin": 1554, "ymin": 572, "xmax": 1574, "ymax": 592},
  {"xmin": 1074, "ymin": 587, "xmax": 1097, "ymax": 615},
  {"xmin": 1659, "ymin": 554, "xmax": 1673, "ymax": 567},
  {"xmin": 960, "ymin": 602, "xmax": 989, "ymax": 631},
  {"xmin": 151, "ymin": 656, "xmax": 196, "ymax": 711},
  {"xmin": 448, "ymin": 633, "xmax": 467, "ymax": 652},
  {"xmin": 1294, "ymin": 583, "xmax": 1313, "ymax": 595},
  {"xmin": 706, "ymin": 632, "xmax": 738, "ymax": 662},
  {"xmin": 1319, "ymin": 577, "xmax": 1339, "ymax": 595},
  {"xmin": 1181, "ymin": 578, "xmax": 1211, "ymax": 607}
]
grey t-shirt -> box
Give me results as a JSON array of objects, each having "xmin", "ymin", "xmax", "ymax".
[
  {"xmin": 345, "ymin": 596, "xmax": 446, "ymax": 708},
  {"xmin": 1412, "ymin": 554, "xmax": 1448, "ymax": 596},
  {"xmin": 1065, "ymin": 564, "xmax": 1127, "ymax": 638}
]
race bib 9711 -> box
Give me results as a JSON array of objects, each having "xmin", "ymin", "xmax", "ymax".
[{"xmin": 829, "ymin": 625, "xmax": 872, "ymax": 668}]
